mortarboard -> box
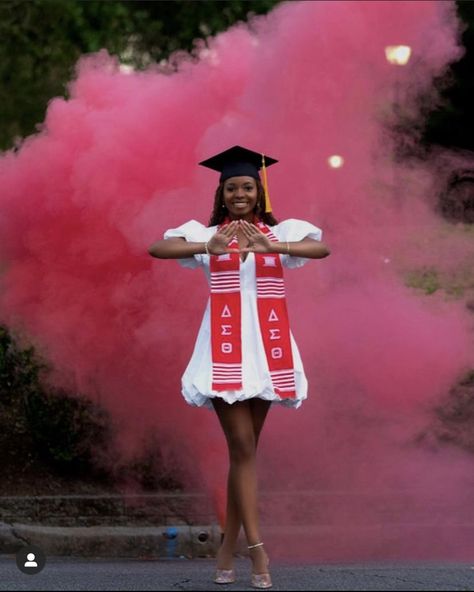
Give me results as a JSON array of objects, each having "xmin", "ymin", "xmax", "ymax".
[{"xmin": 199, "ymin": 145, "xmax": 278, "ymax": 213}]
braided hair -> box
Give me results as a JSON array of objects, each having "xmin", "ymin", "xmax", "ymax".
[{"xmin": 208, "ymin": 179, "xmax": 279, "ymax": 227}]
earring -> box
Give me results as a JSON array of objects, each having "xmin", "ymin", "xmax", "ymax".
[{"xmin": 221, "ymin": 204, "xmax": 226, "ymax": 209}]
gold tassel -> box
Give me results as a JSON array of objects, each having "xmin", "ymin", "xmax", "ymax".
[{"xmin": 261, "ymin": 153, "xmax": 272, "ymax": 213}]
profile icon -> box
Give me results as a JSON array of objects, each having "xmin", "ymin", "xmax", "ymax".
[
  {"xmin": 24, "ymin": 552, "xmax": 38, "ymax": 567},
  {"xmin": 16, "ymin": 545, "xmax": 46, "ymax": 575}
]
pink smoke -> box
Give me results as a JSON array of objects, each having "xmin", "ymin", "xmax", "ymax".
[{"xmin": 0, "ymin": 0, "xmax": 473, "ymax": 560}]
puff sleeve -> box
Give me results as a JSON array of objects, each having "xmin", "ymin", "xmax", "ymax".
[
  {"xmin": 163, "ymin": 219, "xmax": 208, "ymax": 269},
  {"xmin": 272, "ymin": 218, "xmax": 323, "ymax": 269}
]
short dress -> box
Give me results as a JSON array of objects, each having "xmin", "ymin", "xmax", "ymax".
[{"xmin": 164, "ymin": 218, "xmax": 323, "ymax": 410}]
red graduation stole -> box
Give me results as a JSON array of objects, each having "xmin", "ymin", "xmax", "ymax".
[{"xmin": 210, "ymin": 220, "xmax": 296, "ymax": 399}]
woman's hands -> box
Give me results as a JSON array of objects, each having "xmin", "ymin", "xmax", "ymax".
[
  {"xmin": 207, "ymin": 220, "xmax": 240, "ymax": 255},
  {"xmin": 238, "ymin": 220, "xmax": 274, "ymax": 253},
  {"xmin": 207, "ymin": 219, "xmax": 274, "ymax": 255}
]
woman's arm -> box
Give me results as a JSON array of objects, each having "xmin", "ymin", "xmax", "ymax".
[
  {"xmin": 148, "ymin": 237, "xmax": 206, "ymax": 259},
  {"xmin": 269, "ymin": 237, "xmax": 331, "ymax": 259}
]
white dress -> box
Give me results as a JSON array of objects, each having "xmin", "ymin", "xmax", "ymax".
[{"xmin": 164, "ymin": 218, "xmax": 323, "ymax": 410}]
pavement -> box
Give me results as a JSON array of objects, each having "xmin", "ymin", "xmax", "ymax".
[{"xmin": 3, "ymin": 556, "xmax": 474, "ymax": 591}]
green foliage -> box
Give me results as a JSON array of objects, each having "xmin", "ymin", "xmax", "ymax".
[
  {"xmin": 0, "ymin": 324, "xmax": 110, "ymax": 474},
  {"xmin": 0, "ymin": 0, "xmax": 136, "ymax": 148},
  {"xmin": 120, "ymin": 0, "xmax": 280, "ymax": 65},
  {"xmin": 0, "ymin": 325, "xmax": 46, "ymax": 404},
  {"xmin": 0, "ymin": 325, "xmax": 182, "ymax": 490},
  {"xmin": 404, "ymin": 250, "xmax": 474, "ymax": 298},
  {"xmin": 24, "ymin": 387, "xmax": 111, "ymax": 473},
  {"xmin": 0, "ymin": 0, "xmax": 280, "ymax": 149},
  {"xmin": 405, "ymin": 266, "xmax": 441, "ymax": 295},
  {"xmin": 427, "ymin": 369, "xmax": 474, "ymax": 453}
]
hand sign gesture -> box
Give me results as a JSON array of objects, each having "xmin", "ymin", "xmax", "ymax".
[
  {"xmin": 238, "ymin": 220, "xmax": 273, "ymax": 253},
  {"xmin": 207, "ymin": 220, "xmax": 240, "ymax": 255}
]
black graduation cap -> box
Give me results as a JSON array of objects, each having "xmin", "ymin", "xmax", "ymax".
[
  {"xmin": 199, "ymin": 145, "xmax": 278, "ymax": 182},
  {"xmin": 199, "ymin": 145, "xmax": 278, "ymax": 212}
]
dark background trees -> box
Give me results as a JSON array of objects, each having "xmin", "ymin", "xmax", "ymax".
[
  {"xmin": 423, "ymin": 0, "xmax": 474, "ymax": 151},
  {"xmin": 0, "ymin": 0, "xmax": 279, "ymax": 149},
  {"xmin": 0, "ymin": 0, "xmax": 473, "ymax": 152}
]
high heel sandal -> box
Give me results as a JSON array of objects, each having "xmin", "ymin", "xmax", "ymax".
[
  {"xmin": 214, "ymin": 544, "xmax": 236, "ymax": 584},
  {"xmin": 213, "ymin": 568, "xmax": 236, "ymax": 584},
  {"xmin": 248, "ymin": 542, "xmax": 272, "ymax": 589}
]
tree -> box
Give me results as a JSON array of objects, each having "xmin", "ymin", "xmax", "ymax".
[
  {"xmin": 422, "ymin": 1, "xmax": 474, "ymax": 151},
  {"xmin": 1, "ymin": 0, "xmax": 473, "ymax": 152},
  {"xmin": 0, "ymin": 0, "xmax": 280, "ymax": 150}
]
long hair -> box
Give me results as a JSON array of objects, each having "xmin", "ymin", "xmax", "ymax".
[{"xmin": 208, "ymin": 178, "xmax": 279, "ymax": 227}]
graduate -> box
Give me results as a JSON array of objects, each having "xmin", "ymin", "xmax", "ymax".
[{"xmin": 148, "ymin": 145, "xmax": 330, "ymax": 588}]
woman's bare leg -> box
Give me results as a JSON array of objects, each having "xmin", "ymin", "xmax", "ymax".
[
  {"xmin": 218, "ymin": 399, "xmax": 271, "ymax": 560},
  {"xmin": 212, "ymin": 397, "xmax": 271, "ymax": 573}
]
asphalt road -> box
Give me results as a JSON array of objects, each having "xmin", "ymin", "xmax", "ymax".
[{"xmin": 1, "ymin": 556, "xmax": 474, "ymax": 591}]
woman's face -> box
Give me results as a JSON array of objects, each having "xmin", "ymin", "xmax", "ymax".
[{"xmin": 223, "ymin": 176, "xmax": 258, "ymax": 220}]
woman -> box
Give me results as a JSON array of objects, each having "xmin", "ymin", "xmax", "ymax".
[{"xmin": 148, "ymin": 146, "xmax": 330, "ymax": 589}]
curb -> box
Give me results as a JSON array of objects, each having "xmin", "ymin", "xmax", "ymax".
[
  {"xmin": 0, "ymin": 493, "xmax": 226, "ymax": 558},
  {"xmin": 0, "ymin": 522, "xmax": 227, "ymax": 558}
]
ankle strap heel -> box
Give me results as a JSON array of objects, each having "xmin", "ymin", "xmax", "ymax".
[
  {"xmin": 247, "ymin": 542, "xmax": 272, "ymax": 589},
  {"xmin": 248, "ymin": 542, "xmax": 264, "ymax": 549}
]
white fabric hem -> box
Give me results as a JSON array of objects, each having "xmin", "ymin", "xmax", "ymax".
[{"xmin": 181, "ymin": 386, "xmax": 306, "ymax": 410}]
